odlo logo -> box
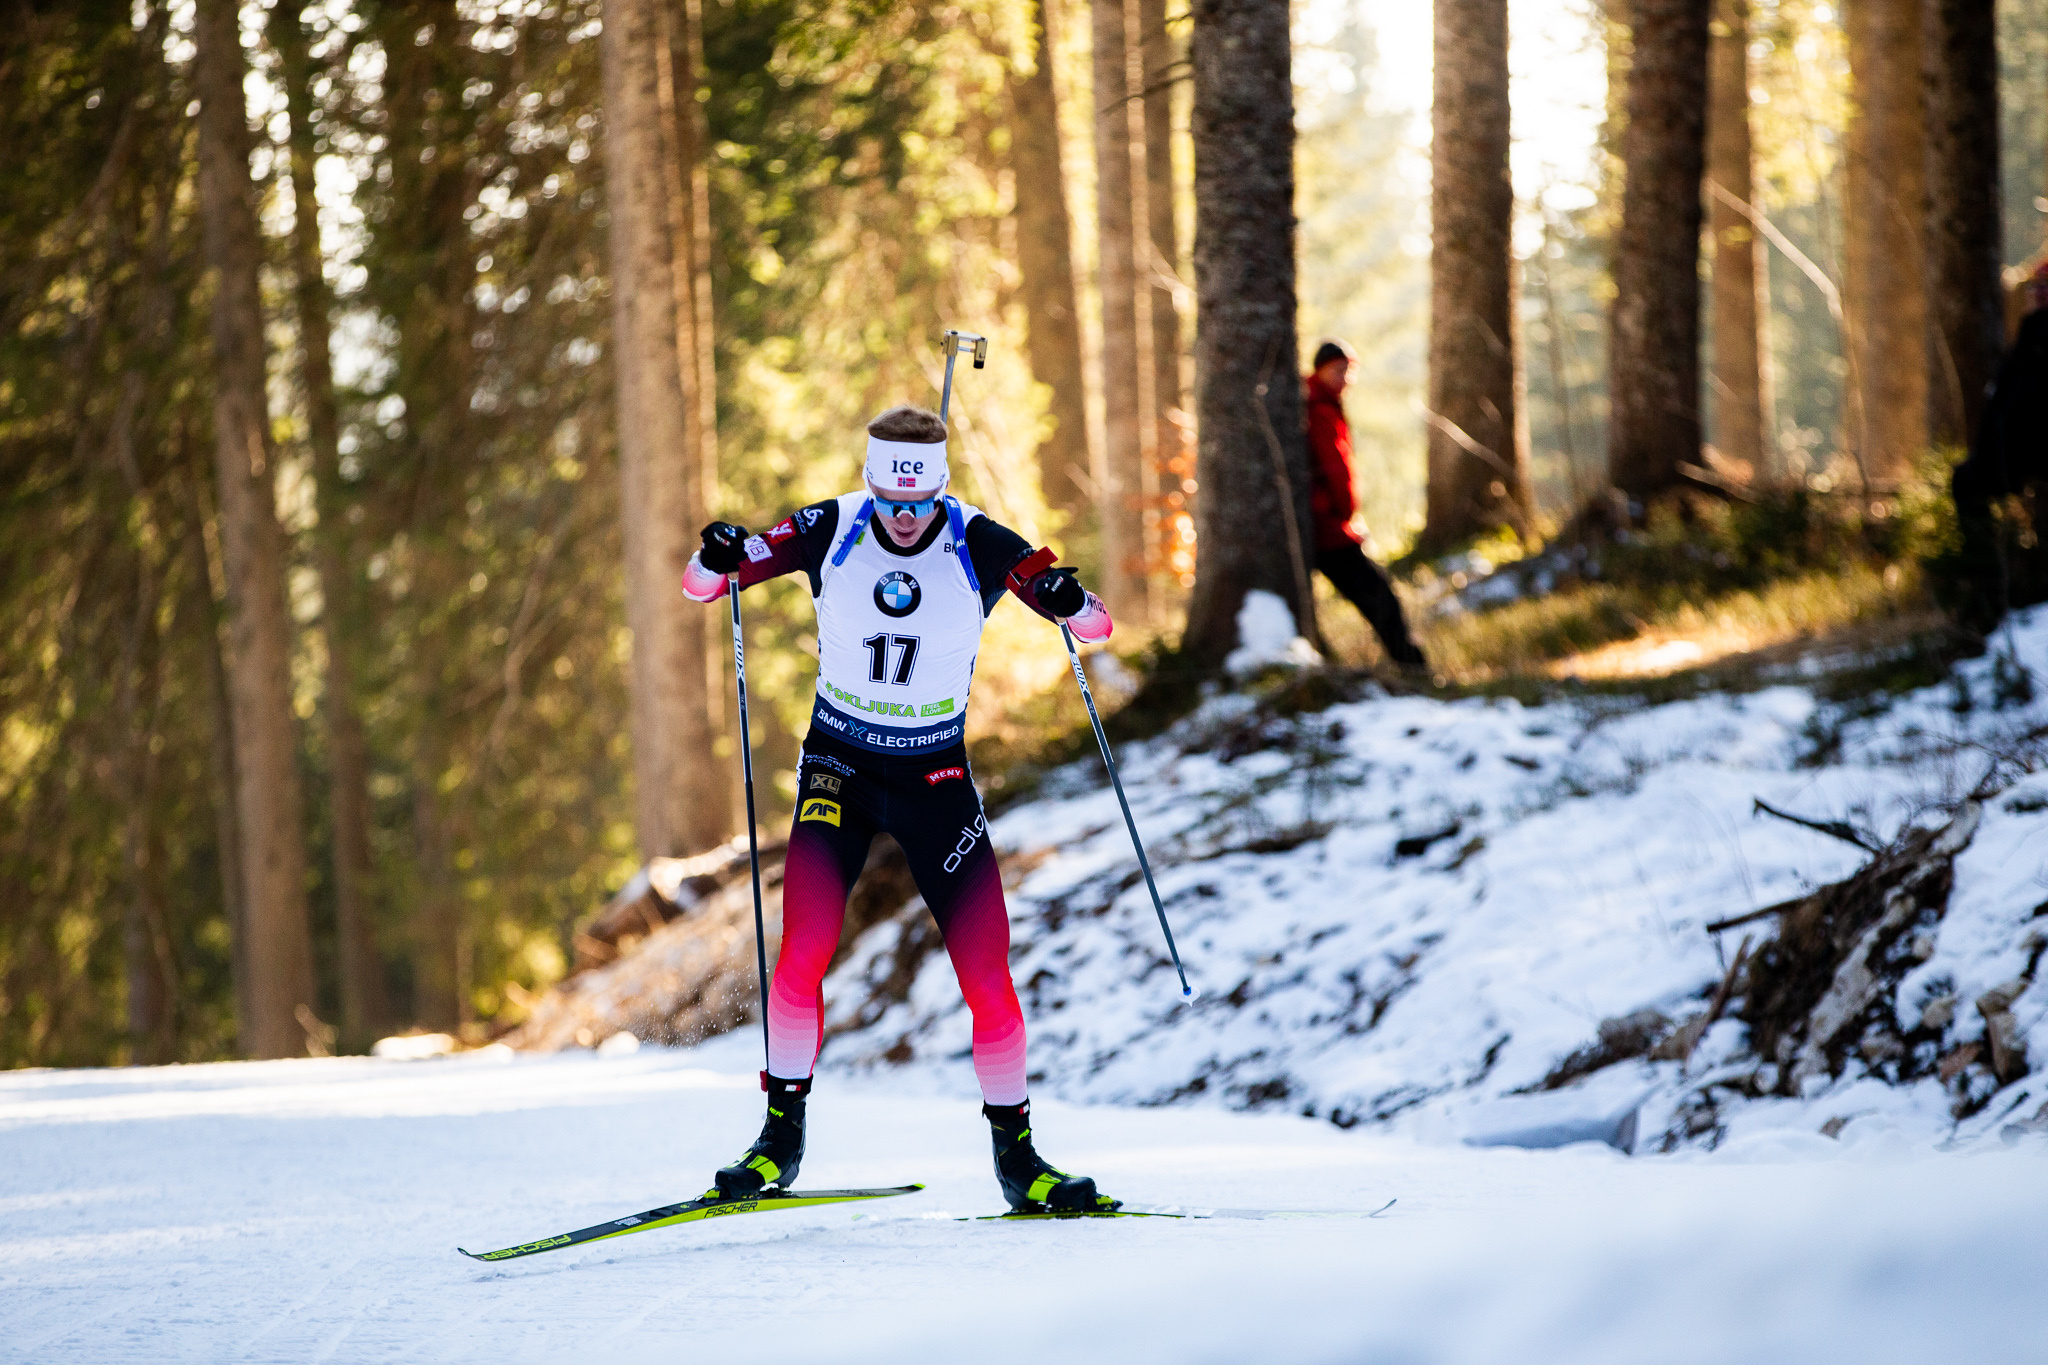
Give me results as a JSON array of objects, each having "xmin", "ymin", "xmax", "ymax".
[
  {"xmin": 942, "ymin": 814, "xmax": 986, "ymax": 873},
  {"xmin": 874, "ymin": 571, "xmax": 921, "ymax": 618}
]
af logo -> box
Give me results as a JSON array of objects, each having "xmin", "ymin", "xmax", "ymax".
[
  {"xmin": 807, "ymin": 772, "xmax": 842, "ymax": 795},
  {"xmin": 798, "ymin": 797, "xmax": 841, "ymax": 826},
  {"xmin": 874, "ymin": 571, "xmax": 921, "ymax": 618}
]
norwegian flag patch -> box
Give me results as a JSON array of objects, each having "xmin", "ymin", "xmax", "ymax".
[{"xmin": 897, "ymin": 476, "xmax": 918, "ymax": 488}]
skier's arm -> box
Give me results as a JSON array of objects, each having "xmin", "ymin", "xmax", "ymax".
[
  {"xmin": 682, "ymin": 502, "xmax": 841, "ymax": 602},
  {"xmin": 962, "ymin": 517, "xmax": 1115, "ymax": 643}
]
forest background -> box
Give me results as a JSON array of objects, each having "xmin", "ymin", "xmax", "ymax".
[{"xmin": 4, "ymin": 0, "xmax": 2044, "ymax": 1068}]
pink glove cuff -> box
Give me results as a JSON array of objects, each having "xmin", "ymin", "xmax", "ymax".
[
  {"xmin": 681, "ymin": 553, "xmax": 730, "ymax": 603},
  {"xmin": 1067, "ymin": 592, "xmax": 1113, "ymax": 643}
]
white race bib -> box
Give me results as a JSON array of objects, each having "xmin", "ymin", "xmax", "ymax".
[{"xmin": 810, "ymin": 491, "xmax": 985, "ymax": 753}]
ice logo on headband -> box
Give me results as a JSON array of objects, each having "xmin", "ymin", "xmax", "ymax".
[{"xmin": 867, "ymin": 436, "xmax": 948, "ymax": 494}]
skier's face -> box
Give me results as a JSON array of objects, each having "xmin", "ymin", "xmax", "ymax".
[{"xmin": 869, "ymin": 482, "xmax": 940, "ymax": 546}]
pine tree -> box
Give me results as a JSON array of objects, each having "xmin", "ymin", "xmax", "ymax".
[
  {"xmin": 1424, "ymin": 0, "xmax": 1527, "ymax": 549},
  {"xmin": 1010, "ymin": 0, "xmax": 1095, "ymax": 531},
  {"xmin": 1706, "ymin": 0, "xmax": 1775, "ymax": 480},
  {"xmin": 1182, "ymin": 0, "xmax": 1317, "ymax": 664},
  {"xmin": 193, "ymin": 0, "xmax": 318, "ymax": 1058},
  {"xmin": 1607, "ymin": 0, "xmax": 1712, "ymax": 499}
]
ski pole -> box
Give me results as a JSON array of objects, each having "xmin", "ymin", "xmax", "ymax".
[
  {"xmin": 729, "ymin": 572, "xmax": 773, "ymax": 1068},
  {"xmin": 1059, "ymin": 621, "xmax": 1194, "ymax": 1000}
]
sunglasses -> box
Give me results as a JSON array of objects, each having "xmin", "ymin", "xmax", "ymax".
[{"xmin": 874, "ymin": 493, "xmax": 942, "ymax": 518}]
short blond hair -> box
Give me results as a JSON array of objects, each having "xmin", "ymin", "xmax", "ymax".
[{"xmin": 866, "ymin": 405, "xmax": 947, "ymax": 443}]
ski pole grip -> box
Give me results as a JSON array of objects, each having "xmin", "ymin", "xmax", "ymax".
[{"xmin": 1004, "ymin": 546, "xmax": 1057, "ymax": 597}]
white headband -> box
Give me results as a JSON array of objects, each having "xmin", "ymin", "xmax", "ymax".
[{"xmin": 865, "ymin": 436, "xmax": 949, "ymax": 498}]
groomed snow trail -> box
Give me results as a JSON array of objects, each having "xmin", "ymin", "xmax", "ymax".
[{"xmin": 3, "ymin": 1040, "xmax": 2043, "ymax": 1364}]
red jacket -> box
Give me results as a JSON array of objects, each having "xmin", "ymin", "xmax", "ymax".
[{"xmin": 1304, "ymin": 371, "xmax": 1361, "ymax": 551}]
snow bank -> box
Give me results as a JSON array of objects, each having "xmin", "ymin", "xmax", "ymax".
[{"xmin": 821, "ymin": 607, "xmax": 2048, "ymax": 1153}]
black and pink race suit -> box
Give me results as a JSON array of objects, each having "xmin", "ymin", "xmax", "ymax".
[{"xmin": 683, "ymin": 494, "xmax": 1110, "ymax": 1103}]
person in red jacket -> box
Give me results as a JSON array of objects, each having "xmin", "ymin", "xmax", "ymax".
[{"xmin": 1305, "ymin": 340, "xmax": 1426, "ymax": 667}]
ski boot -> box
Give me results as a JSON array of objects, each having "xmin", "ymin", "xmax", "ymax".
[
  {"xmin": 712, "ymin": 1074, "xmax": 811, "ymax": 1199},
  {"xmin": 984, "ymin": 1100, "xmax": 1120, "ymax": 1214}
]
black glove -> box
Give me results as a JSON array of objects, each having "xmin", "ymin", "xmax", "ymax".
[
  {"xmin": 1030, "ymin": 567, "xmax": 1087, "ymax": 617},
  {"xmin": 700, "ymin": 521, "xmax": 749, "ymax": 575}
]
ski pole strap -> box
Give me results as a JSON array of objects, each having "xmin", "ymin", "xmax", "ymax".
[
  {"xmin": 1005, "ymin": 546, "xmax": 1056, "ymax": 598},
  {"xmin": 944, "ymin": 496, "xmax": 979, "ymax": 592},
  {"xmin": 830, "ymin": 497, "xmax": 874, "ymax": 568}
]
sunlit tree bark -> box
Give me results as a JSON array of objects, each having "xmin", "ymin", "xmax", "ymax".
[
  {"xmin": 193, "ymin": 0, "xmax": 317, "ymax": 1059},
  {"xmin": 1607, "ymin": 0, "xmax": 1711, "ymax": 498},
  {"xmin": 1424, "ymin": 0, "xmax": 1527, "ymax": 549},
  {"xmin": 1182, "ymin": 0, "xmax": 1316, "ymax": 665},
  {"xmin": 1092, "ymin": 0, "xmax": 1150, "ymax": 623},
  {"xmin": 1706, "ymin": 0, "xmax": 1775, "ymax": 480},
  {"xmin": 602, "ymin": 0, "xmax": 728, "ymax": 861},
  {"xmin": 1010, "ymin": 0, "xmax": 1095, "ymax": 531}
]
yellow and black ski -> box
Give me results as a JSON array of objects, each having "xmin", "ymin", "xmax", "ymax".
[
  {"xmin": 458, "ymin": 1184, "xmax": 924, "ymax": 1262},
  {"xmin": 964, "ymin": 1198, "xmax": 1395, "ymax": 1222}
]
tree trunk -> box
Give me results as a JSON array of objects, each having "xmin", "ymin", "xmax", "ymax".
[
  {"xmin": 193, "ymin": 0, "xmax": 318, "ymax": 1060},
  {"xmin": 1182, "ymin": 0, "xmax": 1316, "ymax": 666},
  {"xmin": 1706, "ymin": 0, "xmax": 1775, "ymax": 480},
  {"xmin": 179, "ymin": 449, "xmax": 250, "ymax": 1039},
  {"xmin": 655, "ymin": 0, "xmax": 737, "ymax": 835},
  {"xmin": 1010, "ymin": 0, "xmax": 1095, "ymax": 532},
  {"xmin": 1842, "ymin": 0, "xmax": 1927, "ymax": 487},
  {"xmin": 1921, "ymin": 0, "xmax": 2002, "ymax": 448},
  {"xmin": 1093, "ymin": 0, "xmax": 1150, "ymax": 624},
  {"xmin": 602, "ymin": 0, "xmax": 726, "ymax": 859},
  {"xmin": 116, "ymin": 545, "xmax": 173, "ymax": 1064},
  {"xmin": 1607, "ymin": 0, "xmax": 1711, "ymax": 499},
  {"xmin": 1425, "ymin": 0, "xmax": 1527, "ymax": 549},
  {"xmin": 273, "ymin": 2, "xmax": 393, "ymax": 1052},
  {"xmin": 1139, "ymin": 0, "xmax": 1188, "ymax": 563}
]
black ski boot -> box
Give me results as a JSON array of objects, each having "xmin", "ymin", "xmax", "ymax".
[
  {"xmin": 984, "ymin": 1100, "xmax": 1120, "ymax": 1214},
  {"xmin": 712, "ymin": 1074, "xmax": 811, "ymax": 1199}
]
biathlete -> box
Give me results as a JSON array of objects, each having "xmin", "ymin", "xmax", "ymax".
[{"xmin": 681, "ymin": 402, "xmax": 1119, "ymax": 1213}]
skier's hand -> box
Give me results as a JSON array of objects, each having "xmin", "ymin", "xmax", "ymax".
[
  {"xmin": 700, "ymin": 521, "xmax": 750, "ymax": 575},
  {"xmin": 1030, "ymin": 567, "xmax": 1086, "ymax": 618}
]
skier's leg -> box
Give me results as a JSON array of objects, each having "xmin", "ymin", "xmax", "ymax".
[
  {"xmin": 892, "ymin": 779, "xmax": 1024, "ymax": 1103},
  {"xmin": 894, "ymin": 770, "xmax": 1116, "ymax": 1212},
  {"xmin": 714, "ymin": 754, "xmax": 875, "ymax": 1198},
  {"xmin": 765, "ymin": 791, "xmax": 874, "ymax": 1080},
  {"xmin": 1315, "ymin": 542, "xmax": 1426, "ymax": 666}
]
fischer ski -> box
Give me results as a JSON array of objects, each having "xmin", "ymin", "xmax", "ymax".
[
  {"xmin": 963, "ymin": 1198, "xmax": 1396, "ymax": 1222},
  {"xmin": 458, "ymin": 1184, "xmax": 924, "ymax": 1262}
]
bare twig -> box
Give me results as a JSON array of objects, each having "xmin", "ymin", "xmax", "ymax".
[
  {"xmin": 1680, "ymin": 933, "xmax": 1753, "ymax": 1065},
  {"xmin": 1705, "ymin": 895, "xmax": 1806, "ymax": 935},
  {"xmin": 1751, "ymin": 797, "xmax": 1881, "ymax": 852}
]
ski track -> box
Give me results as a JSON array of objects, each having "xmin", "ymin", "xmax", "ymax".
[
  {"xmin": 3, "ymin": 1040, "xmax": 2046, "ymax": 1362},
  {"xmin": 4, "ymin": 610, "xmax": 2047, "ymax": 1360}
]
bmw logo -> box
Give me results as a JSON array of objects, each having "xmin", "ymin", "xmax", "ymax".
[{"xmin": 874, "ymin": 571, "xmax": 921, "ymax": 617}]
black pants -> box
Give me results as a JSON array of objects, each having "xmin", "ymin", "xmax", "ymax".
[
  {"xmin": 1951, "ymin": 446, "xmax": 2045, "ymax": 631},
  {"xmin": 1315, "ymin": 543, "xmax": 1425, "ymax": 666}
]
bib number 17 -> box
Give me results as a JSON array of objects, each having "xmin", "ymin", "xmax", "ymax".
[{"xmin": 863, "ymin": 633, "xmax": 920, "ymax": 685}]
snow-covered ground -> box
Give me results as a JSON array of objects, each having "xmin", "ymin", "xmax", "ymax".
[
  {"xmin": 4, "ymin": 1040, "xmax": 2045, "ymax": 1364},
  {"xmin": 7, "ymin": 613, "xmax": 2045, "ymax": 1361},
  {"xmin": 824, "ymin": 606, "xmax": 2048, "ymax": 1153}
]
